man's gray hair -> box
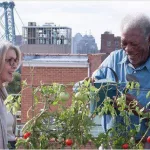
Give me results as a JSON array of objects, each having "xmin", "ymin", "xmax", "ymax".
[{"xmin": 121, "ymin": 13, "xmax": 150, "ymax": 39}]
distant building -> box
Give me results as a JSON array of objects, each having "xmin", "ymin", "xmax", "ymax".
[
  {"xmin": 72, "ymin": 33, "xmax": 82, "ymax": 54},
  {"xmin": 73, "ymin": 33, "xmax": 98, "ymax": 54},
  {"xmin": 100, "ymin": 31, "xmax": 121, "ymax": 54},
  {"xmin": 20, "ymin": 22, "xmax": 72, "ymax": 54},
  {"xmin": 15, "ymin": 35, "xmax": 23, "ymax": 46}
]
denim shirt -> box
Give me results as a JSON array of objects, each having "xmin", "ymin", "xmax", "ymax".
[{"xmin": 92, "ymin": 49, "xmax": 150, "ymax": 139}]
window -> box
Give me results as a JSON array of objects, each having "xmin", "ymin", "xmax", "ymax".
[
  {"xmin": 107, "ymin": 41, "xmax": 111, "ymax": 47},
  {"xmin": 115, "ymin": 41, "xmax": 119, "ymax": 47}
]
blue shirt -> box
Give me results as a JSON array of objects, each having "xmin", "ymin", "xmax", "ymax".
[{"xmin": 92, "ymin": 49, "xmax": 150, "ymax": 139}]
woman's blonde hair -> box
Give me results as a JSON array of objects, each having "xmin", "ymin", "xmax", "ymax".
[{"xmin": 0, "ymin": 41, "xmax": 21, "ymax": 74}]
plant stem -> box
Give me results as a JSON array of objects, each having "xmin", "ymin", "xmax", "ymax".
[{"xmin": 136, "ymin": 126, "xmax": 150, "ymax": 147}]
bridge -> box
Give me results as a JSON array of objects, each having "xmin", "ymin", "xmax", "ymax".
[
  {"xmin": 0, "ymin": 1, "xmax": 16, "ymax": 44},
  {"xmin": 0, "ymin": 1, "xmax": 23, "ymax": 45}
]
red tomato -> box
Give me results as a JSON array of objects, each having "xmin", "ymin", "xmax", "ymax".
[
  {"xmin": 65, "ymin": 139, "xmax": 73, "ymax": 146},
  {"xmin": 147, "ymin": 136, "xmax": 150, "ymax": 143},
  {"xmin": 122, "ymin": 143, "xmax": 129, "ymax": 149},
  {"xmin": 27, "ymin": 132, "xmax": 31, "ymax": 137},
  {"xmin": 23, "ymin": 132, "xmax": 31, "ymax": 139}
]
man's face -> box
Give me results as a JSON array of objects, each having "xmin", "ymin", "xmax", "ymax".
[{"xmin": 121, "ymin": 28, "xmax": 150, "ymax": 68}]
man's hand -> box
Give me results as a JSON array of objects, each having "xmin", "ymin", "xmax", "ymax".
[
  {"xmin": 84, "ymin": 77, "xmax": 95, "ymax": 85},
  {"xmin": 126, "ymin": 93, "xmax": 137, "ymax": 106},
  {"xmin": 113, "ymin": 94, "xmax": 136, "ymax": 108},
  {"xmin": 114, "ymin": 94, "xmax": 143, "ymax": 116}
]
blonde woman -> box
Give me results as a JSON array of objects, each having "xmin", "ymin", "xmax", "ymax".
[{"xmin": 0, "ymin": 41, "xmax": 21, "ymax": 149}]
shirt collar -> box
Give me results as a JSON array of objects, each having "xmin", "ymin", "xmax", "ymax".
[
  {"xmin": 118, "ymin": 55, "xmax": 128, "ymax": 64},
  {"xmin": 118, "ymin": 54, "xmax": 150, "ymax": 72},
  {"xmin": 145, "ymin": 57, "xmax": 150, "ymax": 73}
]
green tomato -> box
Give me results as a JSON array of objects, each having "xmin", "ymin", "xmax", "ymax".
[
  {"xmin": 75, "ymin": 92, "xmax": 88, "ymax": 101},
  {"xmin": 59, "ymin": 92, "xmax": 69, "ymax": 101},
  {"xmin": 130, "ymin": 137, "xmax": 135, "ymax": 144}
]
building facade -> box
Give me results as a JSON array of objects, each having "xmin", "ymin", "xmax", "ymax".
[
  {"xmin": 72, "ymin": 33, "xmax": 82, "ymax": 54},
  {"xmin": 100, "ymin": 31, "xmax": 121, "ymax": 54},
  {"xmin": 21, "ymin": 53, "xmax": 106, "ymax": 123},
  {"xmin": 21, "ymin": 22, "xmax": 72, "ymax": 54},
  {"xmin": 72, "ymin": 33, "xmax": 98, "ymax": 54},
  {"xmin": 15, "ymin": 35, "xmax": 23, "ymax": 46}
]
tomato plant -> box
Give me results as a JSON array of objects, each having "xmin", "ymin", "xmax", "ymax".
[
  {"xmin": 15, "ymin": 82, "xmax": 96, "ymax": 149},
  {"xmin": 12, "ymin": 80, "xmax": 150, "ymax": 149},
  {"xmin": 75, "ymin": 92, "xmax": 88, "ymax": 101},
  {"xmin": 59, "ymin": 92, "xmax": 69, "ymax": 101}
]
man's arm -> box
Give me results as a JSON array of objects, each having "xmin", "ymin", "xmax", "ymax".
[{"xmin": 73, "ymin": 53, "xmax": 113, "ymax": 92}]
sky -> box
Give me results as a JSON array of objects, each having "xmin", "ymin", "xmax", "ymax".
[{"xmin": 3, "ymin": 0, "xmax": 150, "ymax": 49}]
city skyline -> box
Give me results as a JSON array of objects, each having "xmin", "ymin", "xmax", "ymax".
[{"xmin": 12, "ymin": 0, "xmax": 150, "ymax": 49}]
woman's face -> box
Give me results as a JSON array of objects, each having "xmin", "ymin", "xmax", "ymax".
[{"xmin": 0, "ymin": 49, "xmax": 18, "ymax": 84}]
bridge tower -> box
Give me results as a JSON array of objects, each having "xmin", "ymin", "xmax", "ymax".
[{"xmin": 0, "ymin": 1, "xmax": 16, "ymax": 44}]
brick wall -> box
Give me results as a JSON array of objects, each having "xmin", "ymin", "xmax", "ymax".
[
  {"xmin": 101, "ymin": 33, "xmax": 115, "ymax": 53},
  {"xmin": 21, "ymin": 67, "xmax": 88, "ymax": 123},
  {"xmin": 88, "ymin": 53, "xmax": 106, "ymax": 76},
  {"xmin": 21, "ymin": 53, "xmax": 105, "ymax": 123}
]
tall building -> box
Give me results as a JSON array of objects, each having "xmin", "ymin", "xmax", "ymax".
[
  {"xmin": 20, "ymin": 22, "xmax": 72, "ymax": 54},
  {"xmin": 15, "ymin": 35, "xmax": 23, "ymax": 46},
  {"xmin": 72, "ymin": 33, "xmax": 82, "ymax": 54},
  {"xmin": 100, "ymin": 31, "xmax": 121, "ymax": 54},
  {"xmin": 73, "ymin": 33, "xmax": 98, "ymax": 54}
]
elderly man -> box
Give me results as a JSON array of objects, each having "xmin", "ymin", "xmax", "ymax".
[{"xmin": 92, "ymin": 14, "xmax": 150, "ymax": 149}]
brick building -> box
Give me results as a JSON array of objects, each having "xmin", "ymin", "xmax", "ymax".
[
  {"xmin": 21, "ymin": 53, "xmax": 107, "ymax": 123},
  {"xmin": 100, "ymin": 31, "xmax": 121, "ymax": 54}
]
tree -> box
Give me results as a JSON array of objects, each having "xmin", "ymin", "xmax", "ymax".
[{"xmin": 6, "ymin": 72, "xmax": 21, "ymax": 94}]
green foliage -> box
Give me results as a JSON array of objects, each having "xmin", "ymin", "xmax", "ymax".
[
  {"xmin": 146, "ymin": 91, "xmax": 150, "ymax": 99},
  {"xmin": 4, "ymin": 94, "xmax": 21, "ymax": 114},
  {"xmin": 16, "ymin": 81, "xmax": 97, "ymax": 149},
  {"xmin": 14, "ymin": 80, "xmax": 150, "ymax": 149},
  {"xmin": 6, "ymin": 72, "xmax": 21, "ymax": 94}
]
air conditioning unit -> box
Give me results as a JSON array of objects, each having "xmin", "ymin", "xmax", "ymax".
[{"xmin": 28, "ymin": 22, "xmax": 36, "ymax": 26}]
